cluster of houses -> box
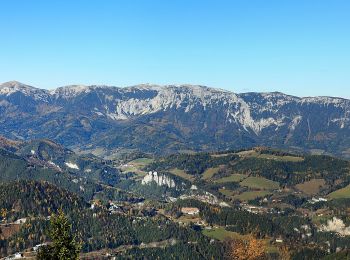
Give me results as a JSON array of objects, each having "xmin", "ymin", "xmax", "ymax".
[
  {"xmin": 179, "ymin": 191, "xmax": 229, "ymax": 207},
  {"xmin": 240, "ymin": 201, "xmax": 287, "ymax": 215}
]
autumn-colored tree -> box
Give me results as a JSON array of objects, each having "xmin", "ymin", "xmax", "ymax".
[
  {"xmin": 225, "ymin": 235, "xmax": 266, "ymax": 260},
  {"xmin": 0, "ymin": 208, "xmax": 7, "ymax": 219},
  {"xmin": 278, "ymin": 245, "xmax": 291, "ymax": 260},
  {"xmin": 37, "ymin": 209, "xmax": 81, "ymax": 260}
]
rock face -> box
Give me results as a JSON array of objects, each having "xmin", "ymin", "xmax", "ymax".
[
  {"xmin": 320, "ymin": 217, "xmax": 350, "ymax": 236},
  {"xmin": 0, "ymin": 81, "xmax": 349, "ymax": 158},
  {"xmin": 142, "ymin": 171, "xmax": 176, "ymax": 188}
]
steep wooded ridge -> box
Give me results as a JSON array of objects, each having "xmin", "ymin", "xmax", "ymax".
[{"xmin": 0, "ymin": 81, "xmax": 349, "ymax": 158}]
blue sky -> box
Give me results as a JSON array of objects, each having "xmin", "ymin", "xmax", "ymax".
[{"xmin": 0, "ymin": 0, "xmax": 349, "ymax": 98}]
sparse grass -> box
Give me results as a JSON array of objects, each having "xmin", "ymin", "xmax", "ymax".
[
  {"xmin": 328, "ymin": 184, "xmax": 350, "ymax": 199},
  {"xmin": 295, "ymin": 179, "xmax": 326, "ymax": 195},
  {"xmin": 202, "ymin": 167, "xmax": 221, "ymax": 180},
  {"xmin": 216, "ymin": 174, "xmax": 247, "ymax": 183},
  {"xmin": 169, "ymin": 168, "xmax": 195, "ymax": 181},
  {"xmin": 240, "ymin": 177, "xmax": 279, "ymax": 190},
  {"xmin": 234, "ymin": 190, "xmax": 272, "ymax": 201}
]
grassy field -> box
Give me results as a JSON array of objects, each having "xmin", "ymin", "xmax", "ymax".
[
  {"xmin": 295, "ymin": 179, "xmax": 326, "ymax": 195},
  {"xmin": 233, "ymin": 190, "xmax": 272, "ymax": 201},
  {"xmin": 219, "ymin": 188, "xmax": 233, "ymax": 196},
  {"xmin": 328, "ymin": 184, "xmax": 350, "ymax": 199},
  {"xmin": 240, "ymin": 176, "xmax": 279, "ymax": 190},
  {"xmin": 256, "ymin": 153, "xmax": 304, "ymax": 162},
  {"xmin": 120, "ymin": 158, "xmax": 154, "ymax": 178},
  {"xmin": 202, "ymin": 167, "xmax": 221, "ymax": 180},
  {"xmin": 202, "ymin": 227, "xmax": 278, "ymax": 253},
  {"xmin": 202, "ymin": 227, "xmax": 242, "ymax": 241},
  {"xmin": 216, "ymin": 174, "xmax": 247, "ymax": 183},
  {"xmin": 169, "ymin": 168, "xmax": 195, "ymax": 181},
  {"xmin": 120, "ymin": 165, "xmax": 147, "ymax": 178},
  {"xmin": 237, "ymin": 150, "xmax": 304, "ymax": 162},
  {"xmin": 128, "ymin": 158, "xmax": 154, "ymax": 166},
  {"xmin": 176, "ymin": 215, "xmax": 202, "ymax": 225}
]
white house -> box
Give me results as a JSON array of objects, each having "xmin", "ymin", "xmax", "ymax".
[{"xmin": 14, "ymin": 218, "xmax": 27, "ymax": 224}]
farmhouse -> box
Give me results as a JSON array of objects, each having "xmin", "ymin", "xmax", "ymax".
[
  {"xmin": 14, "ymin": 218, "xmax": 27, "ymax": 224},
  {"xmin": 181, "ymin": 207, "xmax": 200, "ymax": 215}
]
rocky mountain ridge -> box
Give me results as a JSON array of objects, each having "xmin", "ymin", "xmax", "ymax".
[{"xmin": 0, "ymin": 81, "xmax": 349, "ymax": 158}]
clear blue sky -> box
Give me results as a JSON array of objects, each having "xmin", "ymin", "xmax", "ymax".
[{"xmin": 0, "ymin": 0, "xmax": 349, "ymax": 98}]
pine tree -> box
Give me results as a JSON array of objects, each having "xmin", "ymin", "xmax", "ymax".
[{"xmin": 37, "ymin": 209, "xmax": 81, "ymax": 260}]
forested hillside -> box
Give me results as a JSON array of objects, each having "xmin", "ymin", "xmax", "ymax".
[
  {"xmin": 0, "ymin": 181, "xmax": 224, "ymax": 258},
  {"xmin": 1, "ymin": 139, "xmax": 350, "ymax": 259}
]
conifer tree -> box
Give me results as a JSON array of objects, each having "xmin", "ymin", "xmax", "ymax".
[{"xmin": 37, "ymin": 209, "xmax": 81, "ymax": 260}]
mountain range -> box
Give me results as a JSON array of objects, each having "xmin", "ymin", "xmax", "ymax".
[{"xmin": 0, "ymin": 81, "xmax": 349, "ymax": 159}]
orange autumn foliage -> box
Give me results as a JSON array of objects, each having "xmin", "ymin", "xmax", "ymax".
[{"xmin": 226, "ymin": 235, "xmax": 266, "ymax": 260}]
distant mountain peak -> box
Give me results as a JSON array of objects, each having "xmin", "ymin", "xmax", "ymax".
[
  {"xmin": 0, "ymin": 81, "xmax": 50, "ymax": 100},
  {"xmin": 51, "ymin": 84, "xmax": 89, "ymax": 96},
  {"xmin": 0, "ymin": 80, "xmax": 32, "ymax": 89}
]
